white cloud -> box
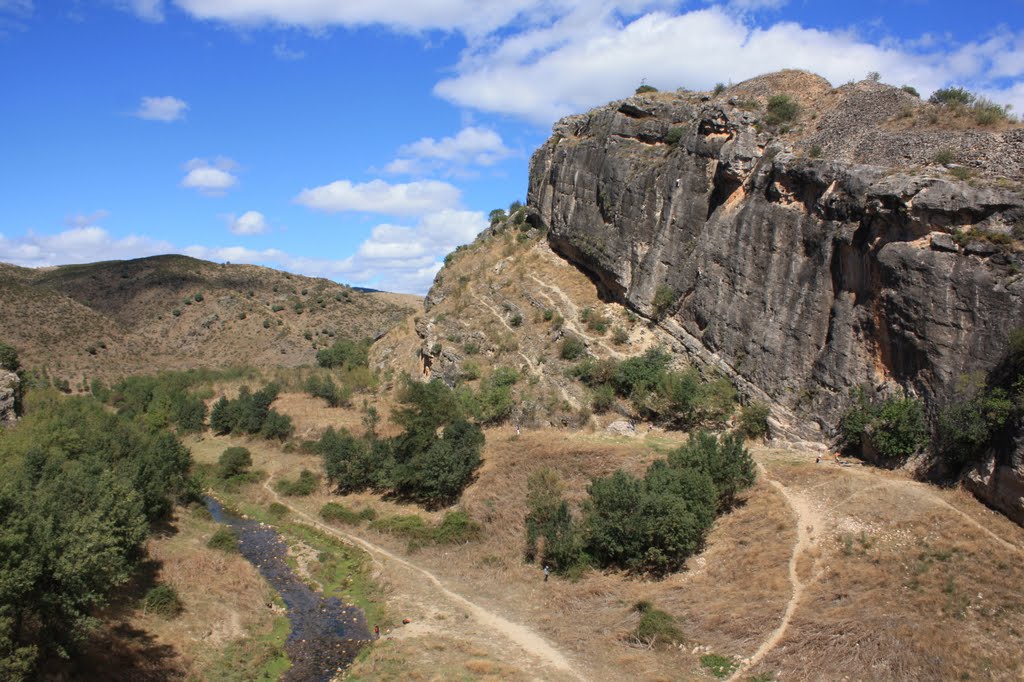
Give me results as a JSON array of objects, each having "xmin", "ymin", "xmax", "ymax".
[
  {"xmin": 273, "ymin": 42, "xmax": 305, "ymax": 60},
  {"xmin": 385, "ymin": 126, "xmax": 512, "ymax": 176},
  {"xmin": 0, "ymin": 226, "xmax": 173, "ymax": 268},
  {"xmin": 117, "ymin": 0, "xmax": 164, "ymax": 22},
  {"xmin": 227, "ymin": 210, "xmax": 269, "ymax": 235},
  {"xmin": 0, "ymin": 205, "xmax": 485, "ymax": 294},
  {"xmin": 181, "ymin": 157, "xmax": 239, "ymax": 196},
  {"xmin": 135, "ymin": 95, "xmax": 188, "ymax": 122},
  {"xmin": 171, "ymin": 0, "xmax": 555, "ymax": 37},
  {"xmin": 436, "ymin": 8, "xmax": 962, "ymax": 123},
  {"xmin": 295, "ymin": 179, "xmax": 461, "ymax": 216}
]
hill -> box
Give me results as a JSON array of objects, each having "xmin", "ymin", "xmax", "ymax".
[{"xmin": 0, "ymin": 254, "xmax": 419, "ymax": 385}]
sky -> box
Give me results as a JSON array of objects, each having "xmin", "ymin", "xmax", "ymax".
[{"xmin": 1, "ymin": 1, "xmax": 1023, "ymax": 293}]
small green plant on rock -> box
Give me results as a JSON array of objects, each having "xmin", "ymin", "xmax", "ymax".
[{"xmin": 765, "ymin": 94, "xmax": 799, "ymax": 126}]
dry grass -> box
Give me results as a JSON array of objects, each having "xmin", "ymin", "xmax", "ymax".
[
  {"xmin": 187, "ymin": 397, "xmax": 1024, "ymax": 682},
  {"xmin": 82, "ymin": 504, "xmax": 283, "ymax": 679}
]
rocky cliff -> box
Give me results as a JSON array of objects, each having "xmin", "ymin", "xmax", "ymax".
[{"xmin": 528, "ymin": 71, "xmax": 1024, "ymax": 519}]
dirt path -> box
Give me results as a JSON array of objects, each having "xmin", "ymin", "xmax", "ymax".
[
  {"xmin": 728, "ymin": 463, "xmax": 816, "ymax": 680},
  {"xmin": 261, "ymin": 477, "xmax": 585, "ymax": 681}
]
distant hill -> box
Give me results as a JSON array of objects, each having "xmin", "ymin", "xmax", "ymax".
[{"xmin": 0, "ymin": 254, "xmax": 420, "ymax": 384}]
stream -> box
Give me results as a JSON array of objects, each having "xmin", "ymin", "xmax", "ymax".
[{"xmin": 204, "ymin": 496, "xmax": 372, "ymax": 681}]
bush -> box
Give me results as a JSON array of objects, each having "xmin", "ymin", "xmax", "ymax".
[
  {"xmin": 738, "ymin": 402, "xmax": 771, "ymax": 440},
  {"xmin": 144, "ymin": 585, "xmax": 183, "ymax": 618},
  {"xmin": 901, "ymin": 84, "xmax": 920, "ymax": 97},
  {"xmin": 304, "ymin": 374, "xmax": 350, "ymax": 407},
  {"xmin": 765, "ymin": 94, "xmax": 799, "ymax": 125},
  {"xmin": 543, "ymin": 309, "xmax": 554, "ymax": 321},
  {"xmin": 700, "ymin": 654, "xmax": 739, "ymax": 679},
  {"xmin": 713, "ymin": 82, "xmax": 726, "ymax": 96},
  {"xmin": 321, "ymin": 502, "xmax": 376, "ymax": 525},
  {"xmin": 632, "ymin": 601, "xmax": 682, "ymax": 647},
  {"xmin": 218, "ymin": 447, "xmax": 253, "ymax": 479},
  {"xmin": 611, "ymin": 326, "xmax": 629, "ymax": 345},
  {"xmin": 933, "ymin": 148, "xmax": 955, "ymax": 165},
  {"xmin": 268, "ymin": 502, "xmax": 289, "ymax": 520},
  {"xmin": 665, "ymin": 127, "xmax": 684, "ymax": 144},
  {"xmin": 839, "ymin": 391, "xmax": 928, "ymax": 464},
  {"xmin": 667, "ymin": 431, "xmax": 755, "ymax": 510},
  {"xmin": 316, "ymin": 337, "xmax": 371, "ymax": 370},
  {"xmin": 172, "ymin": 308, "xmax": 181, "ymax": 317},
  {"xmin": 0, "ymin": 342, "xmax": 19, "ymax": 372},
  {"xmin": 973, "ymin": 97, "xmax": 1012, "ymax": 125},
  {"xmin": 193, "ymin": 293, "xmax": 204, "ymax": 302},
  {"xmin": 525, "ymin": 469, "xmax": 587, "ymax": 573},
  {"xmin": 560, "ymin": 337, "xmax": 586, "ymax": 360},
  {"xmin": 510, "ymin": 313, "xmax": 523, "ymax": 327},
  {"xmin": 590, "ymin": 384, "xmax": 616, "ymax": 413},
  {"xmin": 652, "ymin": 285, "xmax": 676, "ymax": 318},
  {"xmin": 274, "ymin": 469, "xmax": 318, "ymax": 496},
  {"xmin": 930, "ymin": 86, "xmax": 974, "ymax": 107},
  {"xmin": 635, "ymin": 84, "xmax": 658, "ymax": 94},
  {"xmin": 207, "ymin": 528, "xmax": 239, "ymax": 553}
]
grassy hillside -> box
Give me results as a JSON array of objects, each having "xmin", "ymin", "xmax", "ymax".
[{"xmin": 0, "ymin": 254, "xmax": 419, "ymax": 384}]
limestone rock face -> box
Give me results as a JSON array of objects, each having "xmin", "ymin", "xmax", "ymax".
[
  {"xmin": 528, "ymin": 83, "xmax": 1024, "ymax": 518},
  {"xmin": 0, "ymin": 370, "xmax": 19, "ymax": 426}
]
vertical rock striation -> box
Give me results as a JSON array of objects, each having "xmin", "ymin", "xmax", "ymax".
[{"xmin": 527, "ymin": 73, "xmax": 1024, "ymax": 519}]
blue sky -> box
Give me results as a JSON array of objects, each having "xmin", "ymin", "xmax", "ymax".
[{"xmin": 1, "ymin": 0, "xmax": 1022, "ymax": 293}]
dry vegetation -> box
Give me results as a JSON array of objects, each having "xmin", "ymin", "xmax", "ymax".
[
  {"xmin": 177, "ymin": 392, "xmax": 1024, "ymax": 681},
  {"xmin": 0, "ymin": 254, "xmax": 418, "ymax": 387}
]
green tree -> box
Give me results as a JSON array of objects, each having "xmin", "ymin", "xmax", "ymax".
[
  {"xmin": 667, "ymin": 431, "xmax": 755, "ymax": 510},
  {"xmin": 218, "ymin": 446, "xmax": 252, "ymax": 479},
  {"xmin": 0, "ymin": 342, "xmax": 19, "ymax": 371}
]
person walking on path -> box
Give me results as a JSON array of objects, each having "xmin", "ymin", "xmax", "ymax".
[{"xmin": 543, "ymin": 565, "xmax": 550, "ymax": 582}]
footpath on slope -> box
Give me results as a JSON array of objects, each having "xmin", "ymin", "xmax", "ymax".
[
  {"xmin": 730, "ymin": 446, "xmax": 1024, "ymax": 681},
  {"xmin": 261, "ymin": 476, "xmax": 586, "ymax": 682}
]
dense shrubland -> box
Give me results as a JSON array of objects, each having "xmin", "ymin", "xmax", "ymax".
[
  {"xmin": 0, "ymin": 391, "xmax": 193, "ymax": 678},
  {"xmin": 526, "ymin": 431, "xmax": 755, "ymax": 576}
]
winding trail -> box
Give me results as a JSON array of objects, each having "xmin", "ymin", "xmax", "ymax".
[
  {"xmin": 262, "ymin": 477, "xmax": 584, "ymax": 681},
  {"xmin": 728, "ymin": 463, "xmax": 815, "ymax": 680}
]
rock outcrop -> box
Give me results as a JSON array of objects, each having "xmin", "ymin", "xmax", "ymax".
[{"xmin": 528, "ymin": 72, "xmax": 1024, "ymax": 520}]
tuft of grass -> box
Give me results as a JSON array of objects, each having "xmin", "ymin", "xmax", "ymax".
[
  {"xmin": 631, "ymin": 600, "xmax": 683, "ymax": 647},
  {"xmin": 207, "ymin": 527, "xmax": 239, "ymax": 553},
  {"xmin": 701, "ymin": 653, "xmax": 739, "ymax": 679},
  {"xmin": 933, "ymin": 148, "xmax": 955, "ymax": 165},
  {"xmin": 143, "ymin": 584, "xmax": 183, "ymax": 619}
]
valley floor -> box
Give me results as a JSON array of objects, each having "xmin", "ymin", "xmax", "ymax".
[{"xmin": 182, "ymin": 409, "xmax": 1024, "ymax": 682}]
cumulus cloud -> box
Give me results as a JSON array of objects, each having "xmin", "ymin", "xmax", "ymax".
[
  {"xmin": 385, "ymin": 126, "xmax": 512, "ymax": 176},
  {"xmin": 181, "ymin": 157, "xmax": 239, "ymax": 196},
  {"xmin": 135, "ymin": 95, "xmax": 188, "ymax": 122},
  {"xmin": 436, "ymin": 8, "xmax": 958, "ymax": 123},
  {"xmin": 227, "ymin": 210, "xmax": 269, "ymax": 235},
  {"xmin": 295, "ymin": 179, "xmax": 461, "ymax": 216},
  {"xmin": 1, "ymin": 205, "xmax": 485, "ymax": 294},
  {"xmin": 0, "ymin": 226, "xmax": 173, "ymax": 268}
]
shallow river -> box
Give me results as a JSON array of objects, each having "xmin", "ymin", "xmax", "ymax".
[{"xmin": 204, "ymin": 496, "xmax": 372, "ymax": 681}]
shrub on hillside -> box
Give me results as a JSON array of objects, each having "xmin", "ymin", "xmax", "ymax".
[
  {"xmin": 765, "ymin": 94, "xmax": 799, "ymax": 125},
  {"xmin": 635, "ymin": 84, "xmax": 658, "ymax": 94},
  {"xmin": 667, "ymin": 431, "xmax": 755, "ymax": 510},
  {"xmin": 560, "ymin": 337, "xmax": 586, "ymax": 361},
  {"xmin": 929, "ymin": 86, "xmax": 975, "ymax": 107},
  {"xmin": 320, "ymin": 502, "xmax": 376, "ymax": 525},
  {"xmin": 524, "ymin": 469, "xmax": 587, "ymax": 573},
  {"xmin": 304, "ymin": 374, "xmax": 350, "ymax": 407},
  {"xmin": 316, "ymin": 337, "xmax": 371, "ymax": 370}
]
